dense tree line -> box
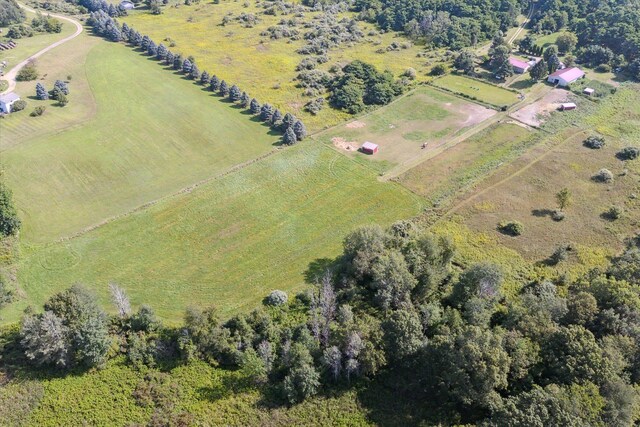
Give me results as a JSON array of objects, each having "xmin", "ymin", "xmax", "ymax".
[
  {"xmin": 6, "ymin": 218, "xmax": 640, "ymax": 425},
  {"xmin": 86, "ymin": 12, "xmax": 306, "ymax": 144}
]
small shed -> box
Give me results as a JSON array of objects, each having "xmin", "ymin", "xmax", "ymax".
[
  {"xmin": 583, "ymin": 88, "xmax": 595, "ymax": 96},
  {"xmin": 560, "ymin": 102, "xmax": 577, "ymax": 111},
  {"xmin": 361, "ymin": 141, "xmax": 379, "ymax": 155}
]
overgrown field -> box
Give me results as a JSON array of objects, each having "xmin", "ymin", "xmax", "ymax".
[
  {"xmin": 2, "ymin": 41, "xmax": 279, "ymax": 243},
  {"xmin": 6, "ymin": 142, "xmax": 421, "ymax": 322},
  {"xmin": 450, "ymin": 86, "xmax": 640, "ymax": 263},
  {"xmin": 431, "ymin": 74, "xmax": 520, "ymax": 108},
  {"xmin": 120, "ymin": 1, "xmax": 431, "ymax": 131},
  {"xmin": 314, "ymin": 86, "xmax": 496, "ymax": 174}
]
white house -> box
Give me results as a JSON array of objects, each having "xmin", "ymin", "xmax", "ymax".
[
  {"xmin": 0, "ymin": 92, "xmax": 20, "ymax": 113},
  {"xmin": 547, "ymin": 67, "xmax": 585, "ymax": 87}
]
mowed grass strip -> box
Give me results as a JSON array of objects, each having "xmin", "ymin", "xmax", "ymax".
[
  {"xmin": 1, "ymin": 41, "xmax": 278, "ymax": 243},
  {"xmin": 432, "ymin": 74, "xmax": 519, "ymax": 107},
  {"xmin": 9, "ymin": 143, "xmax": 422, "ymax": 323}
]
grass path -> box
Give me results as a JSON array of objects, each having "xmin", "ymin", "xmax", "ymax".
[{"xmin": 0, "ymin": 3, "xmax": 83, "ymax": 94}]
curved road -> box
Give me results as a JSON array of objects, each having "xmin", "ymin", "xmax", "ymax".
[{"xmin": 1, "ymin": 4, "xmax": 83, "ymax": 95}]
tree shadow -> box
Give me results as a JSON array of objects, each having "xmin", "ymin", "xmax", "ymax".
[
  {"xmin": 303, "ymin": 258, "xmax": 335, "ymax": 284},
  {"xmin": 196, "ymin": 373, "xmax": 255, "ymax": 402},
  {"xmin": 509, "ymin": 79, "xmax": 535, "ymax": 90}
]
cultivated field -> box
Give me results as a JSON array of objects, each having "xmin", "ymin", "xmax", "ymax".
[
  {"xmin": 121, "ymin": 1, "xmax": 430, "ymax": 131},
  {"xmin": 315, "ymin": 86, "xmax": 496, "ymax": 173},
  {"xmin": 2, "ymin": 41, "xmax": 279, "ymax": 243},
  {"xmin": 446, "ymin": 86, "xmax": 640, "ymax": 267},
  {"xmin": 431, "ymin": 74, "xmax": 520, "ymax": 107}
]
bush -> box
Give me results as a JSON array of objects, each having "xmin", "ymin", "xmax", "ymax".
[
  {"xmin": 549, "ymin": 245, "xmax": 569, "ymax": 265},
  {"xmin": 583, "ymin": 136, "xmax": 605, "ymax": 149},
  {"xmin": 552, "ymin": 210, "xmax": 565, "ymax": 221},
  {"xmin": 16, "ymin": 62, "xmax": 38, "ymax": 81},
  {"xmin": 616, "ymin": 147, "xmax": 639, "ymax": 161},
  {"xmin": 264, "ymin": 290, "xmax": 288, "ymax": 306},
  {"xmin": 11, "ymin": 100, "xmax": 27, "ymax": 112},
  {"xmin": 593, "ymin": 168, "xmax": 614, "ymax": 183},
  {"xmin": 498, "ymin": 220, "xmax": 524, "ymax": 236},
  {"xmin": 430, "ymin": 64, "xmax": 447, "ymax": 76},
  {"xmin": 595, "ymin": 64, "xmax": 611, "ymax": 73},
  {"xmin": 30, "ymin": 106, "xmax": 46, "ymax": 117},
  {"xmin": 604, "ymin": 205, "xmax": 624, "ymax": 220}
]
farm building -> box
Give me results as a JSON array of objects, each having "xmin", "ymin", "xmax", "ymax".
[
  {"xmin": 509, "ymin": 57, "xmax": 530, "ymax": 74},
  {"xmin": 583, "ymin": 88, "xmax": 595, "ymax": 96},
  {"xmin": 0, "ymin": 92, "xmax": 20, "ymax": 113},
  {"xmin": 361, "ymin": 141, "xmax": 379, "ymax": 155},
  {"xmin": 560, "ymin": 102, "xmax": 577, "ymax": 111},
  {"xmin": 547, "ymin": 67, "xmax": 585, "ymax": 87},
  {"xmin": 120, "ymin": 0, "xmax": 134, "ymax": 9}
]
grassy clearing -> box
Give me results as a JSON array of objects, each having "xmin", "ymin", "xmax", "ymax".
[
  {"xmin": 314, "ymin": 86, "xmax": 496, "ymax": 174},
  {"xmin": 1, "ymin": 40, "xmax": 279, "ymax": 243},
  {"xmin": 450, "ymin": 86, "xmax": 640, "ymax": 264},
  {"xmin": 6, "ymin": 142, "xmax": 422, "ymax": 323},
  {"xmin": 431, "ymin": 74, "xmax": 519, "ymax": 107},
  {"xmin": 0, "ymin": 10, "xmax": 75, "ymax": 67},
  {"xmin": 400, "ymin": 122, "xmax": 534, "ymax": 206},
  {"xmin": 121, "ymin": 1, "xmax": 429, "ymax": 132}
]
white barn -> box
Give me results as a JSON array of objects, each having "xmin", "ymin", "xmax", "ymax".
[
  {"xmin": 0, "ymin": 92, "xmax": 20, "ymax": 113},
  {"xmin": 547, "ymin": 67, "xmax": 585, "ymax": 87}
]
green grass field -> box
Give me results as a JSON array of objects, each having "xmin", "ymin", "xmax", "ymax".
[
  {"xmin": 400, "ymin": 122, "xmax": 534, "ymax": 206},
  {"xmin": 431, "ymin": 74, "xmax": 519, "ymax": 107},
  {"xmin": 121, "ymin": 1, "xmax": 430, "ymax": 132},
  {"xmin": 6, "ymin": 142, "xmax": 421, "ymax": 322},
  {"xmin": 1, "ymin": 41, "xmax": 279, "ymax": 243},
  {"xmin": 314, "ymin": 87, "xmax": 496, "ymax": 174}
]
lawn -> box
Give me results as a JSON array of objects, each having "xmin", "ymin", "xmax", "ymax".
[
  {"xmin": 314, "ymin": 86, "xmax": 496, "ymax": 174},
  {"xmin": 0, "ymin": 9, "xmax": 76, "ymax": 68},
  {"xmin": 450, "ymin": 86, "xmax": 640, "ymax": 266},
  {"xmin": 1, "ymin": 40, "xmax": 279, "ymax": 243},
  {"xmin": 121, "ymin": 1, "xmax": 429, "ymax": 132},
  {"xmin": 400, "ymin": 122, "xmax": 534, "ymax": 206},
  {"xmin": 534, "ymin": 31, "xmax": 569, "ymax": 49},
  {"xmin": 431, "ymin": 74, "xmax": 519, "ymax": 108},
  {"xmin": 5, "ymin": 142, "xmax": 422, "ymax": 323}
]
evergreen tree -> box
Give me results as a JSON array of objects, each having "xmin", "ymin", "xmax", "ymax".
[
  {"xmin": 107, "ymin": 24, "xmax": 121, "ymax": 42},
  {"xmin": 156, "ymin": 43, "xmax": 167, "ymax": 60},
  {"xmin": 121, "ymin": 22, "xmax": 130, "ymax": 40},
  {"xmin": 141, "ymin": 35, "xmax": 150, "ymax": 51},
  {"xmin": 147, "ymin": 41, "xmax": 157, "ymax": 57},
  {"xmin": 270, "ymin": 109, "xmax": 283, "ymax": 128},
  {"xmin": 182, "ymin": 58, "xmax": 192, "ymax": 74},
  {"xmin": 229, "ymin": 84, "xmax": 241, "ymax": 101},
  {"xmin": 239, "ymin": 92, "xmax": 250, "ymax": 108},
  {"xmin": 173, "ymin": 54, "xmax": 182, "ymax": 70},
  {"xmin": 219, "ymin": 80, "xmax": 229, "ymax": 96},
  {"xmin": 200, "ymin": 71, "xmax": 210, "ymax": 85},
  {"xmin": 282, "ymin": 126, "xmax": 298, "ymax": 145},
  {"xmin": 53, "ymin": 80, "xmax": 69, "ymax": 95},
  {"xmin": 209, "ymin": 75, "xmax": 220, "ymax": 91},
  {"xmin": 282, "ymin": 113, "xmax": 296, "ymax": 130},
  {"xmin": 293, "ymin": 120, "xmax": 307, "ymax": 141},
  {"xmin": 547, "ymin": 54, "xmax": 561, "ymax": 74},
  {"xmin": 529, "ymin": 59, "xmax": 548, "ymax": 80},
  {"xmin": 35, "ymin": 82, "xmax": 48, "ymax": 100},
  {"xmin": 260, "ymin": 103, "xmax": 274, "ymax": 122},
  {"xmin": 165, "ymin": 51, "xmax": 174, "ymax": 66},
  {"xmin": 250, "ymin": 98, "xmax": 260, "ymax": 114},
  {"xmin": 0, "ymin": 182, "xmax": 21, "ymax": 236},
  {"xmin": 189, "ymin": 64, "xmax": 200, "ymax": 80}
]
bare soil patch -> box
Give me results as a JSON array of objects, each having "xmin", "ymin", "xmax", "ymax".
[
  {"xmin": 510, "ymin": 89, "xmax": 570, "ymax": 127},
  {"xmin": 346, "ymin": 120, "xmax": 366, "ymax": 129},
  {"xmin": 332, "ymin": 137, "xmax": 358, "ymax": 151}
]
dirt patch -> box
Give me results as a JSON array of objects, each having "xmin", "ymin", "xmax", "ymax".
[
  {"xmin": 451, "ymin": 102, "xmax": 498, "ymax": 127},
  {"xmin": 510, "ymin": 89, "xmax": 569, "ymax": 127},
  {"xmin": 332, "ymin": 137, "xmax": 358, "ymax": 151},
  {"xmin": 346, "ymin": 120, "xmax": 366, "ymax": 129}
]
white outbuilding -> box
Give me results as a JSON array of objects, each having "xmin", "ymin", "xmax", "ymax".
[{"xmin": 0, "ymin": 92, "xmax": 20, "ymax": 113}]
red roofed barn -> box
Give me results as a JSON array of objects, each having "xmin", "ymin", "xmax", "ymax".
[{"xmin": 509, "ymin": 57, "xmax": 530, "ymax": 74}]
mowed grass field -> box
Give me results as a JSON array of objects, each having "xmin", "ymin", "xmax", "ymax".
[
  {"xmin": 121, "ymin": 1, "xmax": 430, "ymax": 131},
  {"xmin": 315, "ymin": 86, "xmax": 496, "ymax": 173},
  {"xmin": 400, "ymin": 122, "xmax": 534, "ymax": 206},
  {"xmin": 1, "ymin": 40, "xmax": 279, "ymax": 243},
  {"xmin": 451, "ymin": 86, "xmax": 640, "ymax": 265},
  {"xmin": 6, "ymin": 142, "xmax": 422, "ymax": 322},
  {"xmin": 431, "ymin": 74, "xmax": 519, "ymax": 107}
]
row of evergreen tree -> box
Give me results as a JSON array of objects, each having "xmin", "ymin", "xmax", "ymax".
[{"xmin": 87, "ymin": 10, "xmax": 307, "ymax": 145}]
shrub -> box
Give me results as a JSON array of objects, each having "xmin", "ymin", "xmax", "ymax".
[
  {"xmin": 16, "ymin": 62, "xmax": 38, "ymax": 81},
  {"xmin": 583, "ymin": 136, "xmax": 605, "ymax": 149},
  {"xmin": 595, "ymin": 64, "xmax": 611, "ymax": 73},
  {"xmin": 549, "ymin": 245, "xmax": 569, "ymax": 265},
  {"xmin": 30, "ymin": 106, "xmax": 46, "ymax": 117},
  {"xmin": 404, "ymin": 67, "xmax": 417, "ymax": 80},
  {"xmin": 264, "ymin": 290, "xmax": 288, "ymax": 306},
  {"xmin": 498, "ymin": 220, "xmax": 524, "ymax": 236},
  {"xmin": 593, "ymin": 168, "xmax": 614, "ymax": 183},
  {"xmin": 617, "ymin": 147, "xmax": 639, "ymax": 161},
  {"xmin": 430, "ymin": 64, "xmax": 447, "ymax": 76},
  {"xmin": 552, "ymin": 210, "xmax": 565, "ymax": 221},
  {"xmin": 604, "ymin": 205, "xmax": 624, "ymax": 220},
  {"xmin": 11, "ymin": 100, "xmax": 27, "ymax": 112}
]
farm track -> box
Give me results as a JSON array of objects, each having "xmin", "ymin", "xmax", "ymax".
[{"xmin": 1, "ymin": 3, "xmax": 83, "ymax": 95}]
